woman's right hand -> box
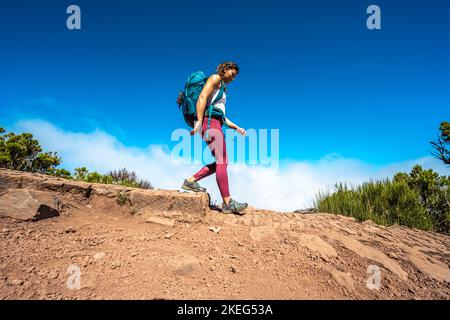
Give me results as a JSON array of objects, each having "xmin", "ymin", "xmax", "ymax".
[
  {"xmin": 190, "ymin": 121, "xmax": 202, "ymax": 135},
  {"xmin": 237, "ymin": 127, "xmax": 246, "ymax": 136}
]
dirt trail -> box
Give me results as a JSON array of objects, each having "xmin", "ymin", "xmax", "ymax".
[{"xmin": 0, "ymin": 168, "xmax": 449, "ymax": 300}]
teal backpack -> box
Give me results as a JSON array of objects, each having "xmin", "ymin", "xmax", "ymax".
[{"xmin": 177, "ymin": 71, "xmax": 227, "ymax": 138}]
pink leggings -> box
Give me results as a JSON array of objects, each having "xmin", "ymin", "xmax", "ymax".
[{"xmin": 193, "ymin": 117, "xmax": 230, "ymax": 199}]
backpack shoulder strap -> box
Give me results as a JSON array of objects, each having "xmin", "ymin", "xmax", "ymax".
[
  {"xmin": 204, "ymin": 79, "xmax": 225, "ymax": 141},
  {"xmin": 211, "ymin": 79, "xmax": 225, "ymax": 105}
]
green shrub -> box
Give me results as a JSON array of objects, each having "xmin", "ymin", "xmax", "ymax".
[
  {"xmin": 0, "ymin": 127, "xmax": 61, "ymax": 174},
  {"xmin": 74, "ymin": 167, "xmax": 88, "ymax": 180},
  {"xmin": 1, "ymin": 127, "xmax": 154, "ymax": 190},
  {"xmin": 394, "ymin": 165, "xmax": 449, "ymax": 233},
  {"xmin": 52, "ymin": 168, "xmax": 73, "ymax": 179},
  {"xmin": 107, "ymin": 168, "xmax": 153, "ymax": 189},
  {"xmin": 314, "ymin": 165, "xmax": 447, "ymax": 234},
  {"xmin": 116, "ymin": 191, "xmax": 129, "ymax": 206},
  {"xmin": 431, "ymin": 121, "xmax": 450, "ymax": 165},
  {"xmin": 72, "ymin": 167, "xmax": 152, "ymax": 189}
]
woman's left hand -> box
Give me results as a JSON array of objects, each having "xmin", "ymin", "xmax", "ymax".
[{"xmin": 237, "ymin": 127, "xmax": 246, "ymax": 136}]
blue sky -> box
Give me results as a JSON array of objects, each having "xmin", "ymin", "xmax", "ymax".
[{"xmin": 0, "ymin": 0, "xmax": 449, "ymax": 209}]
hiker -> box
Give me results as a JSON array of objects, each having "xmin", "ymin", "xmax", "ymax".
[{"xmin": 179, "ymin": 61, "xmax": 248, "ymax": 215}]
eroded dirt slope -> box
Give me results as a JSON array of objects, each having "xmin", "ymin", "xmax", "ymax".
[{"xmin": 0, "ymin": 168, "xmax": 449, "ymax": 300}]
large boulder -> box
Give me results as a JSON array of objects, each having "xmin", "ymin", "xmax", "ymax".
[
  {"xmin": 0, "ymin": 188, "xmax": 59, "ymax": 221},
  {"xmin": 129, "ymin": 189, "xmax": 209, "ymax": 221},
  {"xmin": 0, "ymin": 168, "xmax": 211, "ymax": 222}
]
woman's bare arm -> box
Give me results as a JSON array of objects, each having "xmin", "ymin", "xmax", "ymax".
[
  {"xmin": 191, "ymin": 74, "xmax": 221, "ymax": 134},
  {"xmin": 225, "ymin": 117, "xmax": 246, "ymax": 136},
  {"xmin": 197, "ymin": 75, "xmax": 221, "ymax": 122},
  {"xmin": 225, "ymin": 117, "xmax": 238, "ymax": 130}
]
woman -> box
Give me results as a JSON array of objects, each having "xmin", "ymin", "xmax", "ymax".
[{"xmin": 181, "ymin": 61, "xmax": 248, "ymax": 215}]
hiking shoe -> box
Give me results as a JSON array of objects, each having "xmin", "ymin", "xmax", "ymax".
[
  {"xmin": 221, "ymin": 198, "xmax": 248, "ymax": 215},
  {"xmin": 181, "ymin": 179, "xmax": 206, "ymax": 193}
]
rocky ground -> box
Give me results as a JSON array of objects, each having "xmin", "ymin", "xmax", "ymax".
[{"xmin": 0, "ymin": 168, "xmax": 449, "ymax": 300}]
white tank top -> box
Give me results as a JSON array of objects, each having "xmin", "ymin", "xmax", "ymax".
[{"xmin": 206, "ymin": 82, "xmax": 226, "ymax": 115}]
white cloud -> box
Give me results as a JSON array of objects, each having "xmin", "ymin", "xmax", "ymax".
[{"xmin": 12, "ymin": 119, "xmax": 450, "ymax": 212}]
